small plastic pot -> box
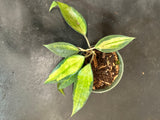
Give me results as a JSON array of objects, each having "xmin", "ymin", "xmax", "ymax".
[{"xmin": 92, "ymin": 51, "xmax": 124, "ymax": 93}]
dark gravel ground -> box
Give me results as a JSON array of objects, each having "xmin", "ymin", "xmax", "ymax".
[{"xmin": 0, "ymin": 0, "xmax": 160, "ymax": 120}]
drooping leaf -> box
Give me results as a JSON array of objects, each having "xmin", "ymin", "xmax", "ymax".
[
  {"xmin": 44, "ymin": 55, "xmax": 85, "ymax": 84},
  {"xmin": 49, "ymin": 1, "xmax": 58, "ymax": 11},
  {"xmin": 95, "ymin": 35, "xmax": 135, "ymax": 53},
  {"xmin": 44, "ymin": 42, "xmax": 79, "ymax": 57},
  {"xmin": 57, "ymin": 83, "xmax": 65, "ymax": 96},
  {"xmin": 58, "ymin": 74, "xmax": 77, "ymax": 89},
  {"xmin": 51, "ymin": 1, "xmax": 87, "ymax": 35},
  {"xmin": 72, "ymin": 64, "xmax": 93, "ymax": 116}
]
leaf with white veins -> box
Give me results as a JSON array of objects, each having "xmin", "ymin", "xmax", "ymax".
[
  {"xmin": 95, "ymin": 35, "xmax": 135, "ymax": 53},
  {"xmin": 72, "ymin": 64, "xmax": 93, "ymax": 116},
  {"xmin": 50, "ymin": 1, "xmax": 87, "ymax": 35},
  {"xmin": 44, "ymin": 42, "xmax": 79, "ymax": 57},
  {"xmin": 44, "ymin": 55, "xmax": 85, "ymax": 84}
]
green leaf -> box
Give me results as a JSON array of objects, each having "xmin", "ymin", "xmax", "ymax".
[
  {"xmin": 44, "ymin": 55, "xmax": 85, "ymax": 84},
  {"xmin": 55, "ymin": 1, "xmax": 87, "ymax": 35},
  {"xmin": 44, "ymin": 59, "xmax": 66, "ymax": 84},
  {"xmin": 72, "ymin": 64, "xmax": 93, "ymax": 116},
  {"xmin": 49, "ymin": 1, "xmax": 58, "ymax": 12},
  {"xmin": 95, "ymin": 35, "xmax": 135, "ymax": 53},
  {"xmin": 44, "ymin": 42, "xmax": 79, "ymax": 57},
  {"xmin": 57, "ymin": 83, "xmax": 65, "ymax": 96},
  {"xmin": 58, "ymin": 74, "xmax": 77, "ymax": 89}
]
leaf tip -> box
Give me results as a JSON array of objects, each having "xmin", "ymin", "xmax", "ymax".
[
  {"xmin": 49, "ymin": 1, "xmax": 58, "ymax": 12},
  {"xmin": 62, "ymin": 93, "xmax": 65, "ymax": 96},
  {"xmin": 71, "ymin": 111, "xmax": 75, "ymax": 117},
  {"xmin": 44, "ymin": 80, "xmax": 49, "ymax": 84},
  {"xmin": 43, "ymin": 44, "xmax": 48, "ymax": 48},
  {"xmin": 44, "ymin": 77, "xmax": 54, "ymax": 84},
  {"xmin": 58, "ymin": 89, "xmax": 65, "ymax": 96},
  {"xmin": 71, "ymin": 107, "xmax": 79, "ymax": 117},
  {"xmin": 129, "ymin": 37, "xmax": 136, "ymax": 41}
]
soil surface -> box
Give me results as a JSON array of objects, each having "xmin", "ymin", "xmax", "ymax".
[{"xmin": 85, "ymin": 50, "xmax": 120, "ymax": 90}]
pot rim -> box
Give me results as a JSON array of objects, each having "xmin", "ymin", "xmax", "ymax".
[{"xmin": 92, "ymin": 51, "xmax": 124, "ymax": 93}]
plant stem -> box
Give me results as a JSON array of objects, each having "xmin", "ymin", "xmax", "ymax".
[
  {"xmin": 81, "ymin": 35, "xmax": 95, "ymax": 64},
  {"xmin": 85, "ymin": 52, "xmax": 93, "ymax": 58},
  {"xmin": 78, "ymin": 47, "xmax": 87, "ymax": 51},
  {"xmin": 90, "ymin": 51, "xmax": 95, "ymax": 63},
  {"xmin": 78, "ymin": 47, "xmax": 95, "ymax": 52},
  {"xmin": 86, "ymin": 47, "xmax": 95, "ymax": 51},
  {"xmin": 84, "ymin": 35, "xmax": 91, "ymax": 48}
]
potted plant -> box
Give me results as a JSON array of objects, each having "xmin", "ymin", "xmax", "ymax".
[{"xmin": 44, "ymin": 1, "xmax": 135, "ymax": 116}]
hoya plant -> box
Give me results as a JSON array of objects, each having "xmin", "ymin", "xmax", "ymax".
[{"xmin": 44, "ymin": 1, "xmax": 135, "ymax": 116}]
